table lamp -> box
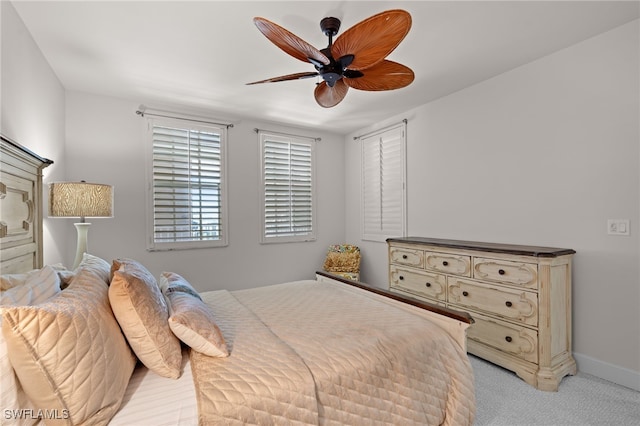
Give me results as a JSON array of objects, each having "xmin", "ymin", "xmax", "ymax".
[{"xmin": 48, "ymin": 181, "xmax": 113, "ymax": 269}]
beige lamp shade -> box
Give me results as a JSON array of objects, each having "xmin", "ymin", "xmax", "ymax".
[{"xmin": 49, "ymin": 181, "xmax": 114, "ymax": 220}]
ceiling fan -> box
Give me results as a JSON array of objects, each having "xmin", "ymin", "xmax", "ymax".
[{"xmin": 247, "ymin": 9, "xmax": 414, "ymax": 108}]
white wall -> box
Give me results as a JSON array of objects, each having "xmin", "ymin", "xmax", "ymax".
[
  {"xmin": 64, "ymin": 91, "xmax": 346, "ymax": 291},
  {"xmin": 1, "ymin": 1, "xmax": 67, "ymax": 264},
  {"xmin": 346, "ymin": 20, "xmax": 640, "ymax": 388}
]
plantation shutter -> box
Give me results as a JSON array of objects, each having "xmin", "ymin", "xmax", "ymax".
[
  {"xmin": 260, "ymin": 132, "xmax": 316, "ymax": 243},
  {"xmin": 361, "ymin": 123, "xmax": 406, "ymax": 242},
  {"xmin": 149, "ymin": 121, "xmax": 227, "ymax": 249}
]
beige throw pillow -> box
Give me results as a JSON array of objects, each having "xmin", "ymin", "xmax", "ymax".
[
  {"xmin": 1, "ymin": 265, "xmax": 136, "ymax": 426},
  {"xmin": 161, "ymin": 272, "xmax": 228, "ymax": 358},
  {"xmin": 109, "ymin": 259, "xmax": 182, "ymax": 379},
  {"xmin": 76, "ymin": 252, "xmax": 111, "ymax": 284}
]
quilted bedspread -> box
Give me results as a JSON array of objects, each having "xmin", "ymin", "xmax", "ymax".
[{"xmin": 190, "ymin": 280, "xmax": 475, "ymax": 425}]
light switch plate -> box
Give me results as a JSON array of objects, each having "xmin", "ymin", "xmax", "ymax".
[{"xmin": 607, "ymin": 219, "xmax": 630, "ymax": 236}]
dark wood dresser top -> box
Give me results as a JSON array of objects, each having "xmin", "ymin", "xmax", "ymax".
[{"xmin": 386, "ymin": 237, "xmax": 575, "ymax": 258}]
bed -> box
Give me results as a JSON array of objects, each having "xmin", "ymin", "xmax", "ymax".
[{"xmin": 0, "ymin": 136, "xmax": 476, "ymax": 426}]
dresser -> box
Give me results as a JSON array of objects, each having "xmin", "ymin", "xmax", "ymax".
[{"xmin": 387, "ymin": 237, "xmax": 576, "ymax": 391}]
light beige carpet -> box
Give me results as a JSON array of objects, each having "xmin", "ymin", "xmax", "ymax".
[{"xmin": 471, "ymin": 355, "xmax": 640, "ymax": 425}]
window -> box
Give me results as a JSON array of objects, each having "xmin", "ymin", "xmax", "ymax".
[
  {"xmin": 361, "ymin": 122, "xmax": 407, "ymax": 242},
  {"xmin": 146, "ymin": 118, "xmax": 228, "ymax": 250},
  {"xmin": 259, "ymin": 131, "xmax": 316, "ymax": 243}
]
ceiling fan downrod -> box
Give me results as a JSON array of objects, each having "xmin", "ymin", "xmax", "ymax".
[{"xmin": 320, "ymin": 17, "xmax": 341, "ymax": 45}]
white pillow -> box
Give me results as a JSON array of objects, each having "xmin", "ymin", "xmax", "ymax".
[
  {"xmin": 0, "ymin": 272, "xmax": 32, "ymax": 291},
  {"xmin": 0, "ymin": 265, "xmax": 61, "ymax": 306},
  {"xmin": 1, "ymin": 264, "xmax": 67, "ymax": 289},
  {"xmin": 1, "ymin": 266, "xmax": 61, "ymax": 425},
  {"xmin": 161, "ymin": 272, "xmax": 229, "ymax": 358}
]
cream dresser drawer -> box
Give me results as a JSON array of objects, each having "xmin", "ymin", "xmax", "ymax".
[
  {"xmin": 424, "ymin": 251, "xmax": 471, "ymax": 276},
  {"xmin": 388, "ymin": 237, "xmax": 575, "ymax": 391},
  {"xmin": 448, "ymin": 277, "xmax": 538, "ymax": 327},
  {"xmin": 467, "ymin": 312, "xmax": 538, "ymax": 364},
  {"xmin": 390, "ymin": 265, "xmax": 446, "ymax": 302},
  {"xmin": 389, "ymin": 246, "xmax": 424, "ymax": 268},
  {"xmin": 473, "ymin": 257, "xmax": 538, "ymax": 289}
]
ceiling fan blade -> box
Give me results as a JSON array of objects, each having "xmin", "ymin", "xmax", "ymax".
[
  {"xmin": 344, "ymin": 60, "xmax": 414, "ymax": 91},
  {"xmin": 331, "ymin": 10, "xmax": 411, "ymax": 71},
  {"xmin": 254, "ymin": 17, "xmax": 330, "ymax": 66},
  {"xmin": 314, "ymin": 80, "xmax": 349, "ymax": 108},
  {"xmin": 247, "ymin": 72, "xmax": 319, "ymax": 85}
]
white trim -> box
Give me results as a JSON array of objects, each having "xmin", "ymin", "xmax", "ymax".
[
  {"xmin": 360, "ymin": 121, "xmax": 407, "ymax": 242},
  {"xmin": 573, "ymin": 352, "xmax": 640, "ymax": 391},
  {"xmin": 258, "ymin": 131, "xmax": 317, "ymax": 244},
  {"xmin": 144, "ymin": 117, "xmax": 229, "ymax": 251}
]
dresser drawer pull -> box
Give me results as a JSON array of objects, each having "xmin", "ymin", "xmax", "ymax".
[
  {"xmin": 402, "ymin": 254, "xmax": 408, "ymax": 259},
  {"xmin": 505, "ymin": 336, "xmax": 513, "ymax": 343},
  {"xmin": 425, "ymin": 282, "xmax": 431, "ymax": 288},
  {"xmin": 462, "ymin": 291, "xmax": 469, "ymax": 297},
  {"xmin": 505, "ymin": 301, "xmax": 513, "ymax": 307},
  {"xmin": 399, "ymin": 276, "xmax": 404, "ymax": 281},
  {"xmin": 498, "ymin": 269, "xmax": 506, "ymax": 275},
  {"xmin": 442, "ymin": 261, "xmax": 449, "ymax": 266}
]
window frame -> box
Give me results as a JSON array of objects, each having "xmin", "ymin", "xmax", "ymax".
[
  {"xmin": 145, "ymin": 117, "xmax": 229, "ymax": 251},
  {"xmin": 259, "ymin": 131, "xmax": 317, "ymax": 244},
  {"xmin": 360, "ymin": 122, "xmax": 407, "ymax": 242}
]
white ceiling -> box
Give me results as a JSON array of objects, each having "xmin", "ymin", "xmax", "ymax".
[{"xmin": 11, "ymin": 1, "xmax": 639, "ymax": 134}]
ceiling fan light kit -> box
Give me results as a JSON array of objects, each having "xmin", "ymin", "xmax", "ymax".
[{"xmin": 248, "ymin": 9, "xmax": 415, "ymax": 108}]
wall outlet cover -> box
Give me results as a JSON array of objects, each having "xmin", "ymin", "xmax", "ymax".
[{"xmin": 607, "ymin": 219, "xmax": 630, "ymax": 236}]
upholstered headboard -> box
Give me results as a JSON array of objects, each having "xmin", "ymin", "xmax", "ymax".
[{"xmin": 0, "ymin": 134, "xmax": 53, "ymax": 274}]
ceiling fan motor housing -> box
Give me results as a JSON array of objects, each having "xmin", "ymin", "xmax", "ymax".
[{"xmin": 315, "ymin": 50, "xmax": 357, "ymax": 87}]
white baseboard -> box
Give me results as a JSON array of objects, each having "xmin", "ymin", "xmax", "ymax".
[{"xmin": 574, "ymin": 352, "xmax": 640, "ymax": 392}]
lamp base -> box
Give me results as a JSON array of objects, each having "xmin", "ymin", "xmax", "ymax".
[{"xmin": 73, "ymin": 222, "xmax": 91, "ymax": 269}]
